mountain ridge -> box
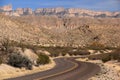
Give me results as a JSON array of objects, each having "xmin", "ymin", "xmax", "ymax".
[{"xmin": 0, "ymin": 5, "xmax": 120, "ymax": 18}]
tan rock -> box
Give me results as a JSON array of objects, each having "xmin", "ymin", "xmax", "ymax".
[{"xmin": 23, "ymin": 49, "xmax": 38, "ymax": 64}]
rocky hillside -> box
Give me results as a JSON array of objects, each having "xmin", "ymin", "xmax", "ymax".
[
  {"xmin": 0, "ymin": 14, "xmax": 50, "ymax": 44},
  {"xmin": 0, "ymin": 14, "xmax": 120, "ymax": 48}
]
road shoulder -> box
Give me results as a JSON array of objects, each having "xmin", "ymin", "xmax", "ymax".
[{"xmin": 76, "ymin": 58, "xmax": 120, "ymax": 80}]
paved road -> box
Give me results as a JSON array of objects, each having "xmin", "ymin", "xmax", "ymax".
[{"xmin": 6, "ymin": 57, "xmax": 100, "ymax": 80}]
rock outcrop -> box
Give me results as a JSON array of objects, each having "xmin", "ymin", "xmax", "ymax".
[
  {"xmin": 23, "ymin": 49, "xmax": 38, "ymax": 64},
  {"xmin": 0, "ymin": 5, "xmax": 120, "ymax": 18},
  {"xmin": 0, "ymin": 4, "xmax": 12, "ymax": 11}
]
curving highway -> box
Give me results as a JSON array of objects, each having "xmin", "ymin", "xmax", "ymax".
[{"xmin": 6, "ymin": 57, "xmax": 100, "ymax": 80}]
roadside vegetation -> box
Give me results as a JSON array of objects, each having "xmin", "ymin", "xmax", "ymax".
[
  {"xmin": 0, "ymin": 38, "xmax": 50, "ymax": 69},
  {"xmin": 37, "ymin": 54, "xmax": 50, "ymax": 65},
  {"xmin": 0, "ymin": 57, "xmax": 2, "ymax": 64},
  {"xmin": 88, "ymin": 49, "xmax": 120, "ymax": 63},
  {"xmin": 86, "ymin": 41, "xmax": 117, "ymax": 50},
  {"xmin": 8, "ymin": 53, "xmax": 33, "ymax": 70},
  {"xmin": 87, "ymin": 42, "xmax": 105, "ymax": 50},
  {"xmin": 0, "ymin": 38, "xmax": 91, "ymax": 68},
  {"xmin": 0, "ymin": 38, "xmax": 119, "ymax": 69}
]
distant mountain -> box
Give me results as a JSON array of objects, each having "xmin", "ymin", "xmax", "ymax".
[
  {"xmin": 0, "ymin": 5, "xmax": 120, "ymax": 18},
  {"xmin": 0, "ymin": 4, "xmax": 12, "ymax": 11}
]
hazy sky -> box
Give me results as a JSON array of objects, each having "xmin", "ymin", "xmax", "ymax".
[{"xmin": 0, "ymin": 0, "xmax": 120, "ymax": 11}]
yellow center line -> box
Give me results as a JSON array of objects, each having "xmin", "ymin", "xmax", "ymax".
[{"xmin": 34, "ymin": 58, "xmax": 78, "ymax": 80}]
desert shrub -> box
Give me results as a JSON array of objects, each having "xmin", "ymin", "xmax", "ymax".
[
  {"xmin": 68, "ymin": 53, "xmax": 73, "ymax": 56},
  {"xmin": 71, "ymin": 52, "xmax": 76, "ymax": 56},
  {"xmin": 1, "ymin": 38, "xmax": 11, "ymax": 52},
  {"xmin": 0, "ymin": 38, "xmax": 19, "ymax": 53},
  {"xmin": 89, "ymin": 49, "xmax": 120, "ymax": 62},
  {"xmin": 88, "ymin": 42, "xmax": 105, "ymax": 50},
  {"xmin": 8, "ymin": 53, "xmax": 32, "ymax": 70},
  {"xmin": 37, "ymin": 54, "xmax": 50, "ymax": 65},
  {"xmin": 101, "ymin": 54, "xmax": 111, "ymax": 63},
  {"xmin": 50, "ymin": 53, "xmax": 59, "ymax": 57},
  {"xmin": 118, "ymin": 53, "xmax": 120, "ymax": 62},
  {"xmin": 0, "ymin": 57, "xmax": 2, "ymax": 64},
  {"xmin": 68, "ymin": 50, "xmax": 90, "ymax": 56},
  {"xmin": 111, "ymin": 53, "xmax": 119, "ymax": 60},
  {"xmin": 118, "ymin": 58, "xmax": 120, "ymax": 62},
  {"xmin": 78, "ymin": 51, "xmax": 90, "ymax": 55},
  {"xmin": 61, "ymin": 53, "xmax": 66, "ymax": 56},
  {"xmin": 88, "ymin": 53, "xmax": 111, "ymax": 62},
  {"xmin": 110, "ymin": 50, "xmax": 120, "ymax": 61},
  {"xmin": 45, "ymin": 47, "xmax": 73, "ymax": 57}
]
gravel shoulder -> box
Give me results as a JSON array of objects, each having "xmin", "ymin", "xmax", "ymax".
[
  {"xmin": 0, "ymin": 58, "xmax": 56, "ymax": 80},
  {"xmin": 76, "ymin": 58, "xmax": 120, "ymax": 80}
]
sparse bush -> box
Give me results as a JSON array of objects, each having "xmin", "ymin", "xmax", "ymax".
[
  {"xmin": 89, "ymin": 49, "xmax": 120, "ymax": 63},
  {"xmin": 0, "ymin": 38, "xmax": 18, "ymax": 53},
  {"xmin": 73, "ymin": 52, "xmax": 78, "ymax": 56},
  {"xmin": 111, "ymin": 53, "xmax": 119, "ymax": 60},
  {"xmin": 37, "ymin": 54, "xmax": 50, "ymax": 65},
  {"xmin": 68, "ymin": 53, "xmax": 73, "ymax": 56},
  {"xmin": 88, "ymin": 52, "xmax": 111, "ymax": 62},
  {"xmin": 61, "ymin": 53, "xmax": 66, "ymax": 56},
  {"xmin": 110, "ymin": 50, "xmax": 120, "ymax": 61},
  {"xmin": 17, "ymin": 42, "xmax": 40, "ymax": 53},
  {"xmin": 102, "ymin": 55, "xmax": 111, "ymax": 63},
  {"xmin": 1, "ymin": 38, "xmax": 11, "ymax": 52},
  {"xmin": 88, "ymin": 42, "xmax": 105, "ymax": 50},
  {"xmin": 50, "ymin": 53, "xmax": 59, "ymax": 57},
  {"xmin": 8, "ymin": 53, "xmax": 32, "ymax": 70},
  {"xmin": 0, "ymin": 57, "xmax": 2, "ymax": 64}
]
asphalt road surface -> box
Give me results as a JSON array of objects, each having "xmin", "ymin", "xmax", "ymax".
[{"xmin": 6, "ymin": 57, "xmax": 100, "ymax": 80}]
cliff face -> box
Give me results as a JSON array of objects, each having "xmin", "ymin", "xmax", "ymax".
[
  {"xmin": 0, "ymin": 4, "xmax": 12, "ymax": 11},
  {"xmin": 15, "ymin": 8, "xmax": 33, "ymax": 15},
  {"xmin": 0, "ymin": 5, "xmax": 120, "ymax": 18},
  {"xmin": 34, "ymin": 8, "xmax": 120, "ymax": 18},
  {"xmin": 0, "ymin": 14, "xmax": 120, "ymax": 47}
]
